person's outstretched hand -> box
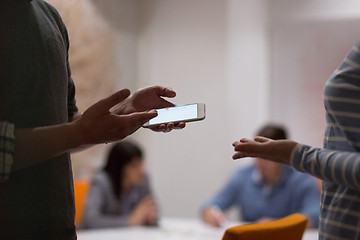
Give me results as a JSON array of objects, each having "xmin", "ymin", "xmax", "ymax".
[
  {"xmin": 202, "ymin": 207, "xmax": 226, "ymax": 228},
  {"xmin": 73, "ymin": 89, "xmax": 158, "ymax": 145},
  {"xmin": 232, "ymin": 136, "xmax": 298, "ymax": 165},
  {"xmin": 116, "ymin": 86, "xmax": 186, "ymax": 132}
]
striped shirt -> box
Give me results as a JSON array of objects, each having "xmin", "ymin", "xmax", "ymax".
[
  {"xmin": 291, "ymin": 40, "xmax": 360, "ymax": 239},
  {"xmin": 0, "ymin": 122, "xmax": 15, "ymax": 183}
]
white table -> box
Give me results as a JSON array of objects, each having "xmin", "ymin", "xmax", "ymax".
[{"xmin": 77, "ymin": 217, "xmax": 318, "ymax": 240}]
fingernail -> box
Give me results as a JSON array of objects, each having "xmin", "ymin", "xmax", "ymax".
[{"xmin": 121, "ymin": 89, "xmax": 130, "ymax": 98}]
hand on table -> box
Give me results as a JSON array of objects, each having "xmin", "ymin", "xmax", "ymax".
[
  {"xmin": 232, "ymin": 136, "xmax": 298, "ymax": 165},
  {"xmin": 128, "ymin": 196, "xmax": 157, "ymax": 226},
  {"xmin": 202, "ymin": 207, "xmax": 226, "ymax": 228},
  {"xmin": 255, "ymin": 217, "xmax": 274, "ymax": 224},
  {"xmin": 144, "ymin": 202, "xmax": 158, "ymax": 226}
]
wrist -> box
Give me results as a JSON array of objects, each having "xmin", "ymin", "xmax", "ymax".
[
  {"xmin": 67, "ymin": 120, "xmax": 91, "ymax": 147},
  {"xmin": 283, "ymin": 141, "xmax": 298, "ymax": 165}
]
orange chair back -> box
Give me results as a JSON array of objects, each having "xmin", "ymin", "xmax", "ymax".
[
  {"xmin": 74, "ymin": 180, "xmax": 90, "ymax": 226},
  {"xmin": 222, "ymin": 213, "xmax": 308, "ymax": 240}
]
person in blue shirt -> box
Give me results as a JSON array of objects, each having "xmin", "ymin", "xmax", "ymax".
[{"xmin": 201, "ymin": 124, "xmax": 320, "ymax": 228}]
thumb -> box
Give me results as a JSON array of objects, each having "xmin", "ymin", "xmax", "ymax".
[
  {"xmin": 92, "ymin": 89, "xmax": 131, "ymax": 114},
  {"xmin": 155, "ymin": 86, "xmax": 176, "ymax": 98},
  {"xmin": 126, "ymin": 110, "xmax": 158, "ymax": 128},
  {"xmin": 152, "ymin": 86, "xmax": 176, "ymax": 109},
  {"xmin": 254, "ymin": 136, "xmax": 271, "ymax": 143}
]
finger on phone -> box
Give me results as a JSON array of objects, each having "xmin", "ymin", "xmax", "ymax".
[{"xmin": 96, "ymin": 89, "xmax": 131, "ymax": 114}]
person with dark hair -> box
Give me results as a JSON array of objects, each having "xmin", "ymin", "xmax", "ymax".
[
  {"xmin": 201, "ymin": 124, "xmax": 320, "ymax": 228},
  {"xmin": 81, "ymin": 141, "xmax": 157, "ymax": 228}
]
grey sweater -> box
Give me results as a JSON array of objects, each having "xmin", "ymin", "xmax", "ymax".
[{"xmin": 80, "ymin": 171, "xmax": 154, "ymax": 229}]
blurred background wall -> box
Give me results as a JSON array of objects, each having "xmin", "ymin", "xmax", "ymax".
[{"xmin": 51, "ymin": 0, "xmax": 360, "ymax": 220}]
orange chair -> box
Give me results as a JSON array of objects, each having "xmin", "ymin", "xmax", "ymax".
[
  {"xmin": 222, "ymin": 213, "xmax": 308, "ymax": 240},
  {"xmin": 74, "ymin": 180, "xmax": 90, "ymax": 226}
]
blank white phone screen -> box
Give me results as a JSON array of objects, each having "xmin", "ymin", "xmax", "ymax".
[{"xmin": 149, "ymin": 104, "xmax": 198, "ymax": 125}]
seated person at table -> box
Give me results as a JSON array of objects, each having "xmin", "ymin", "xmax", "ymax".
[
  {"xmin": 81, "ymin": 141, "xmax": 157, "ymax": 228},
  {"xmin": 201, "ymin": 124, "xmax": 320, "ymax": 228}
]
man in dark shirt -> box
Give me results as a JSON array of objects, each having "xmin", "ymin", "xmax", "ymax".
[{"xmin": 0, "ymin": 0, "xmax": 183, "ymax": 239}]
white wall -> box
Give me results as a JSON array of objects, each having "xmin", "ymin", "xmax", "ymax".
[
  {"xmin": 270, "ymin": 0, "xmax": 360, "ymax": 147},
  {"xmin": 91, "ymin": 0, "xmax": 141, "ymax": 91},
  {"xmin": 271, "ymin": 0, "xmax": 360, "ymax": 24},
  {"xmin": 226, "ymin": 0, "xmax": 270, "ymax": 138}
]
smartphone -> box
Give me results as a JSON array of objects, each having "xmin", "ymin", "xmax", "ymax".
[{"xmin": 143, "ymin": 103, "xmax": 206, "ymax": 128}]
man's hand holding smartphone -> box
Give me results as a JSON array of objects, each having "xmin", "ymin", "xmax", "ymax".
[{"xmin": 143, "ymin": 103, "xmax": 206, "ymax": 129}]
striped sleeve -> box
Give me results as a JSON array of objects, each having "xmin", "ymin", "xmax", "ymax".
[
  {"xmin": 290, "ymin": 144, "xmax": 360, "ymax": 190},
  {"xmin": 0, "ymin": 122, "xmax": 15, "ymax": 183}
]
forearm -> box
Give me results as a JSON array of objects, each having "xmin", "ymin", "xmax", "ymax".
[
  {"xmin": 202, "ymin": 201, "xmax": 226, "ymax": 213},
  {"xmin": 202, "ymin": 187, "xmax": 236, "ymax": 212},
  {"xmin": 291, "ymin": 144, "xmax": 360, "ymax": 190},
  {"xmin": 12, "ymin": 121, "xmax": 85, "ymax": 171}
]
